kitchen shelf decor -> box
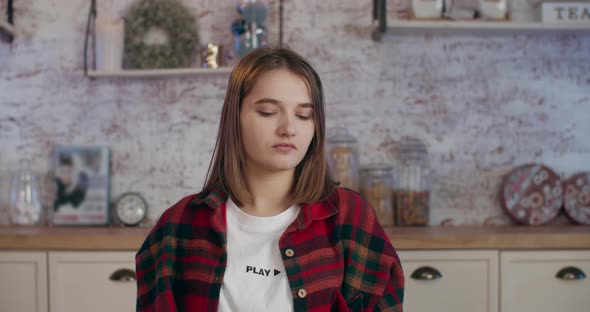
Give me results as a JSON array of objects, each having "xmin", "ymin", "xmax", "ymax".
[
  {"xmin": 85, "ymin": 0, "xmax": 285, "ymax": 79},
  {"xmin": 123, "ymin": 0, "xmax": 199, "ymax": 69},
  {"xmin": 500, "ymin": 163, "xmax": 563, "ymax": 226},
  {"xmin": 371, "ymin": 0, "xmax": 590, "ymax": 40},
  {"xmin": 563, "ymin": 172, "xmax": 590, "ymax": 225}
]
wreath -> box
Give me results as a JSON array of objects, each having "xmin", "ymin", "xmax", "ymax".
[{"xmin": 124, "ymin": 0, "xmax": 199, "ymax": 69}]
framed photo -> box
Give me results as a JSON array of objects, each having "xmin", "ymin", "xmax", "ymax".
[{"xmin": 52, "ymin": 145, "xmax": 110, "ymax": 226}]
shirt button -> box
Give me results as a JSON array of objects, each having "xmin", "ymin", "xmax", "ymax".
[
  {"xmin": 285, "ymin": 249, "xmax": 295, "ymax": 257},
  {"xmin": 297, "ymin": 288, "xmax": 307, "ymax": 298}
]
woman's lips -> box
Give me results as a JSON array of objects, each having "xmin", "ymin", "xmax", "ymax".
[{"xmin": 272, "ymin": 144, "xmax": 296, "ymax": 152}]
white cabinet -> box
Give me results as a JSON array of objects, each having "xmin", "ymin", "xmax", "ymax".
[
  {"xmin": 501, "ymin": 250, "xmax": 590, "ymax": 312},
  {"xmin": 0, "ymin": 252, "xmax": 48, "ymax": 312},
  {"xmin": 3, "ymin": 247, "xmax": 589, "ymax": 312},
  {"xmin": 48, "ymin": 252, "xmax": 137, "ymax": 312},
  {"xmin": 399, "ymin": 250, "xmax": 499, "ymax": 312}
]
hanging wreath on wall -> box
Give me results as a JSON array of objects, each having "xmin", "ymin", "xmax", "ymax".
[{"xmin": 124, "ymin": 0, "xmax": 199, "ymax": 69}]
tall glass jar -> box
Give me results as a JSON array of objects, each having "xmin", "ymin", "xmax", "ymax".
[
  {"xmin": 0, "ymin": 172, "xmax": 9, "ymax": 225},
  {"xmin": 326, "ymin": 128, "xmax": 359, "ymax": 191},
  {"xmin": 395, "ymin": 137, "xmax": 431, "ymax": 226},
  {"xmin": 360, "ymin": 165, "xmax": 395, "ymax": 226},
  {"xmin": 9, "ymin": 159, "xmax": 44, "ymax": 225}
]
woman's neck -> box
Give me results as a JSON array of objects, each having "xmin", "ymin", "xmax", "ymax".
[{"xmin": 240, "ymin": 168, "xmax": 295, "ymax": 217}]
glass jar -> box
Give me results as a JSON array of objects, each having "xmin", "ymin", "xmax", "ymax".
[
  {"xmin": 360, "ymin": 165, "xmax": 395, "ymax": 226},
  {"xmin": 395, "ymin": 137, "xmax": 431, "ymax": 226},
  {"xmin": 326, "ymin": 128, "xmax": 360, "ymax": 191},
  {"xmin": 0, "ymin": 172, "xmax": 9, "ymax": 225},
  {"xmin": 9, "ymin": 159, "xmax": 44, "ymax": 225}
]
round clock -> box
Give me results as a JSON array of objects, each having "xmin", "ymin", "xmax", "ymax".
[{"xmin": 114, "ymin": 192, "xmax": 147, "ymax": 226}]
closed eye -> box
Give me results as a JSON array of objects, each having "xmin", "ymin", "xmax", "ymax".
[
  {"xmin": 257, "ymin": 111, "xmax": 276, "ymax": 117},
  {"xmin": 257, "ymin": 111, "xmax": 312, "ymax": 120}
]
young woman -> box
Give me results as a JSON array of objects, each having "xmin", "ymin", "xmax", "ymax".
[{"xmin": 135, "ymin": 46, "xmax": 404, "ymax": 312}]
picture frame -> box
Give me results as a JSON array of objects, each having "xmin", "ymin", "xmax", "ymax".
[{"xmin": 52, "ymin": 145, "xmax": 110, "ymax": 226}]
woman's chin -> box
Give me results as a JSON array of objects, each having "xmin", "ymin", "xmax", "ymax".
[{"xmin": 262, "ymin": 160, "xmax": 301, "ymax": 173}]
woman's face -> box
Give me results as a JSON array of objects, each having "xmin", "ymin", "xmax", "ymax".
[
  {"xmin": 57, "ymin": 165, "xmax": 73, "ymax": 185},
  {"xmin": 240, "ymin": 69, "xmax": 315, "ymax": 175}
]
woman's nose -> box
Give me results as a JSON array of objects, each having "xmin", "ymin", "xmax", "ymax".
[{"xmin": 278, "ymin": 115, "xmax": 296, "ymax": 137}]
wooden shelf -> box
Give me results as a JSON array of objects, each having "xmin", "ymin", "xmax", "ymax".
[
  {"xmin": 0, "ymin": 226, "xmax": 150, "ymax": 251},
  {"xmin": 87, "ymin": 67, "xmax": 233, "ymax": 78},
  {"xmin": 0, "ymin": 19, "xmax": 15, "ymax": 42},
  {"xmin": 1, "ymin": 225, "xmax": 589, "ymax": 251},
  {"xmin": 386, "ymin": 226, "xmax": 590, "ymax": 250},
  {"xmin": 376, "ymin": 20, "xmax": 590, "ymax": 37}
]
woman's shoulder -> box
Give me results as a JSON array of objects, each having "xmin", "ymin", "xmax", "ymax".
[
  {"xmin": 150, "ymin": 192, "xmax": 209, "ymax": 228},
  {"xmin": 331, "ymin": 186, "xmax": 370, "ymax": 207},
  {"xmin": 329, "ymin": 187, "xmax": 377, "ymax": 224},
  {"xmin": 137, "ymin": 192, "xmax": 209, "ymax": 254},
  {"xmin": 332, "ymin": 186, "xmax": 364, "ymax": 199},
  {"xmin": 329, "ymin": 187, "xmax": 395, "ymax": 253}
]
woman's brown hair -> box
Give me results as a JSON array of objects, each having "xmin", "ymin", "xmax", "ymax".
[{"xmin": 202, "ymin": 46, "xmax": 337, "ymax": 206}]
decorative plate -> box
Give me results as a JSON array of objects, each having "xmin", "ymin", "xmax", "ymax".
[
  {"xmin": 563, "ymin": 172, "xmax": 590, "ymax": 225},
  {"xmin": 501, "ymin": 163, "xmax": 563, "ymax": 225}
]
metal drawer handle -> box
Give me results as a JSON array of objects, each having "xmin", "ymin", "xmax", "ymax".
[
  {"xmin": 411, "ymin": 266, "xmax": 442, "ymax": 281},
  {"xmin": 555, "ymin": 266, "xmax": 586, "ymax": 281},
  {"xmin": 109, "ymin": 268, "xmax": 136, "ymax": 282}
]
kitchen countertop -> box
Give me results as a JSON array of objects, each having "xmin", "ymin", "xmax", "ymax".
[
  {"xmin": 383, "ymin": 226, "xmax": 590, "ymax": 250},
  {"xmin": 1, "ymin": 225, "xmax": 589, "ymax": 250}
]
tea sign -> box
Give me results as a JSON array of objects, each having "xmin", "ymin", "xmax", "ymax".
[{"xmin": 542, "ymin": 2, "xmax": 590, "ymax": 23}]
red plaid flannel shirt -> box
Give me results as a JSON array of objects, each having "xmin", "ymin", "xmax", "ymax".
[{"xmin": 136, "ymin": 184, "xmax": 404, "ymax": 311}]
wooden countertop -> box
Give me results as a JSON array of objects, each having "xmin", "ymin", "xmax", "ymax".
[
  {"xmin": 0, "ymin": 225, "xmax": 589, "ymax": 251},
  {"xmin": 384, "ymin": 226, "xmax": 590, "ymax": 250}
]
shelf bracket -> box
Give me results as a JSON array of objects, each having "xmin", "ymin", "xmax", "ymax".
[
  {"xmin": 83, "ymin": 0, "xmax": 97, "ymax": 78},
  {"xmin": 0, "ymin": 0, "xmax": 15, "ymax": 42},
  {"xmin": 7, "ymin": 0, "xmax": 13, "ymax": 24},
  {"xmin": 372, "ymin": 0, "xmax": 387, "ymax": 41}
]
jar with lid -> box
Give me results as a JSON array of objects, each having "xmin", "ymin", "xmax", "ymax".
[
  {"xmin": 395, "ymin": 137, "xmax": 431, "ymax": 226},
  {"xmin": 0, "ymin": 172, "xmax": 9, "ymax": 224},
  {"xmin": 9, "ymin": 159, "xmax": 44, "ymax": 225},
  {"xmin": 360, "ymin": 165, "xmax": 395, "ymax": 226},
  {"xmin": 326, "ymin": 128, "xmax": 359, "ymax": 191}
]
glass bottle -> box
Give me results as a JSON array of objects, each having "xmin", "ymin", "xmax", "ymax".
[
  {"xmin": 395, "ymin": 137, "xmax": 431, "ymax": 226},
  {"xmin": 326, "ymin": 128, "xmax": 360, "ymax": 191},
  {"xmin": 360, "ymin": 165, "xmax": 395, "ymax": 226},
  {"xmin": 9, "ymin": 159, "xmax": 44, "ymax": 225}
]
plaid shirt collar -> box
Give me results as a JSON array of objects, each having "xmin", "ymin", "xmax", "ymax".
[{"xmin": 196, "ymin": 182, "xmax": 339, "ymax": 232}]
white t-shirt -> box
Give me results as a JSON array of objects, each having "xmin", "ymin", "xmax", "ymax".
[{"xmin": 218, "ymin": 197, "xmax": 301, "ymax": 312}]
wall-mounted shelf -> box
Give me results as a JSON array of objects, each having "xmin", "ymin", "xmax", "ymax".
[
  {"xmin": 87, "ymin": 67, "xmax": 233, "ymax": 78},
  {"xmin": 371, "ymin": 0, "xmax": 590, "ymax": 39},
  {"xmin": 382, "ymin": 20, "xmax": 590, "ymax": 35},
  {"xmin": 0, "ymin": 19, "xmax": 15, "ymax": 42},
  {"xmin": 84, "ymin": 0, "xmax": 284, "ymax": 78}
]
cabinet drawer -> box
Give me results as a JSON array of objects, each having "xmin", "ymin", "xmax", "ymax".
[
  {"xmin": 501, "ymin": 250, "xmax": 590, "ymax": 312},
  {"xmin": 399, "ymin": 250, "xmax": 498, "ymax": 312},
  {"xmin": 0, "ymin": 252, "xmax": 48, "ymax": 312},
  {"xmin": 49, "ymin": 252, "xmax": 136, "ymax": 312}
]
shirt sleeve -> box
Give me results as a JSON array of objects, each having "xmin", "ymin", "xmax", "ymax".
[
  {"xmin": 337, "ymin": 188, "xmax": 405, "ymax": 311},
  {"xmin": 135, "ymin": 208, "xmax": 178, "ymax": 312}
]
